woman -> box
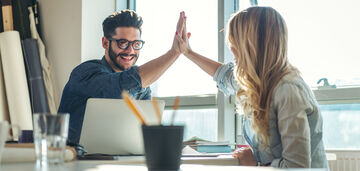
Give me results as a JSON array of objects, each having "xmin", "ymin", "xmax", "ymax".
[{"xmin": 176, "ymin": 7, "xmax": 328, "ymax": 168}]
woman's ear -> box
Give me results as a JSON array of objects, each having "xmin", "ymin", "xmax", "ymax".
[{"xmin": 102, "ymin": 37, "xmax": 109, "ymax": 49}]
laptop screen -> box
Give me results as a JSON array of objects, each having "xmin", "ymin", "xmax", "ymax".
[{"xmin": 80, "ymin": 98, "xmax": 165, "ymax": 155}]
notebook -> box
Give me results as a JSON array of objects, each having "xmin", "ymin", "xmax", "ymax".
[{"xmin": 79, "ymin": 98, "xmax": 165, "ymax": 156}]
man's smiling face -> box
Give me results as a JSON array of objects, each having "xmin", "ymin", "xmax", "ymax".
[{"xmin": 107, "ymin": 27, "xmax": 141, "ymax": 71}]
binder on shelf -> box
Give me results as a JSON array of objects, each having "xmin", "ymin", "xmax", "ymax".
[
  {"xmin": 22, "ymin": 38, "xmax": 50, "ymax": 113},
  {"xmin": 28, "ymin": 6, "xmax": 57, "ymax": 114}
]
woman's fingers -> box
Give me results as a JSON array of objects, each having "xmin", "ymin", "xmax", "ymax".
[
  {"xmin": 232, "ymin": 147, "xmax": 249, "ymax": 158},
  {"xmin": 176, "ymin": 11, "xmax": 186, "ymax": 36},
  {"xmin": 181, "ymin": 15, "xmax": 187, "ymax": 40},
  {"xmin": 232, "ymin": 147, "xmax": 256, "ymax": 166},
  {"xmin": 233, "ymin": 148, "xmax": 242, "ymax": 157},
  {"xmin": 233, "ymin": 149, "xmax": 244, "ymax": 165},
  {"xmin": 173, "ymin": 11, "xmax": 191, "ymax": 54}
]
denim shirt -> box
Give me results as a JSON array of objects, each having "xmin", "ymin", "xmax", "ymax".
[
  {"xmin": 214, "ymin": 63, "xmax": 328, "ymax": 168},
  {"xmin": 58, "ymin": 57, "xmax": 151, "ymax": 144}
]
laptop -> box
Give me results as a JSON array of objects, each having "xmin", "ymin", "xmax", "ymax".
[{"xmin": 79, "ymin": 98, "xmax": 165, "ymax": 156}]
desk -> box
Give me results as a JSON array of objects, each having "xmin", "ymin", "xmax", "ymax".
[{"xmin": 0, "ymin": 156, "xmax": 328, "ymax": 171}]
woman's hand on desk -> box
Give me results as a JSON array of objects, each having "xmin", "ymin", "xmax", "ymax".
[{"xmin": 232, "ymin": 147, "xmax": 256, "ymax": 166}]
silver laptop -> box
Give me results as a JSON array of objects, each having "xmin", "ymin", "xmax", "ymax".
[{"xmin": 80, "ymin": 98, "xmax": 165, "ymax": 155}]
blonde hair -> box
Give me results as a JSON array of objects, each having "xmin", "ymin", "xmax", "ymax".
[{"xmin": 226, "ymin": 7, "xmax": 294, "ymax": 146}]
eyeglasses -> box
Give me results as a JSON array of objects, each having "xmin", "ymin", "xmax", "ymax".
[{"xmin": 108, "ymin": 38, "xmax": 145, "ymax": 50}]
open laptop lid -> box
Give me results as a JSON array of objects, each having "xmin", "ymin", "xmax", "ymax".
[{"xmin": 80, "ymin": 98, "xmax": 165, "ymax": 155}]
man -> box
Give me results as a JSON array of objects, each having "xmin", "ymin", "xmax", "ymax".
[{"xmin": 58, "ymin": 10, "xmax": 185, "ymax": 144}]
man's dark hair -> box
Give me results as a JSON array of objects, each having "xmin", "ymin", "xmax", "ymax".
[{"xmin": 102, "ymin": 9, "xmax": 143, "ymax": 39}]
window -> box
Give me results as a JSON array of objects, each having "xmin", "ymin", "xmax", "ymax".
[
  {"xmin": 241, "ymin": 0, "xmax": 360, "ymax": 88},
  {"xmin": 116, "ymin": 1, "xmax": 360, "ymax": 149},
  {"xmin": 320, "ymin": 103, "xmax": 360, "ymax": 149},
  {"xmin": 136, "ymin": 0, "xmax": 218, "ymax": 97},
  {"xmin": 162, "ymin": 108, "xmax": 218, "ymax": 141},
  {"xmin": 241, "ymin": 0, "xmax": 360, "ymax": 149},
  {"xmin": 132, "ymin": 0, "xmax": 234, "ymax": 142}
]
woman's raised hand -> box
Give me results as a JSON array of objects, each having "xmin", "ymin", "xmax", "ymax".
[{"xmin": 172, "ymin": 11, "xmax": 191, "ymax": 55}]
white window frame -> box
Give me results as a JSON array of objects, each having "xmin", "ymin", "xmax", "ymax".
[{"xmin": 314, "ymin": 87, "xmax": 360, "ymax": 105}]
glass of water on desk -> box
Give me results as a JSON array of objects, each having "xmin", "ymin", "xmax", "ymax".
[{"xmin": 33, "ymin": 113, "xmax": 69, "ymax": 166}]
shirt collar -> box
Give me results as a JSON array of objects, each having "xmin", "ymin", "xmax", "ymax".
[{"xmin": 101, "ymin": 56, "xmax": 115, "ymax": 72}]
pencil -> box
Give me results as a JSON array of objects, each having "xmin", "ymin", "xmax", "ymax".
[
  {"xmin": 122, "ymin": 91, "xmax": 146, "ymax": 125},
  {"xmin": 151, "ymin": 97, "xmax": 162, "ymax": 125},
  {"xmin": 170, "ymin": 96, "xmax": 180, "ymax": 125}
]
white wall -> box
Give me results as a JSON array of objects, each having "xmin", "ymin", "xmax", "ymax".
[
  {"xmin": 82, "ymin": 0, "xmax": 115, "ymax": 62},
  {"xmin": 38, "ymin": 0, "xmax": 82, "ymax": 107},
  {"xmin": 38, "ymin": 0, "xmax": 115, "ymax": 108}
]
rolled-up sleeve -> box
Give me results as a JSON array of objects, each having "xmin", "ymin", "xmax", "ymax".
[
  {"xmin": 271, "ymin": 83, "xmax": 312, "ymax": 168},
  {"xmin": 213, "ymin": 63, "xmax": 240, "ymax": 96},
  {"xmin": 69, "ymin": 63, "xmax": 143, "ymax": 98}
]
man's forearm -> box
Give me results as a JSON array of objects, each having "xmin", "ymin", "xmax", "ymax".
[{"xmin": 138, "ymin": 50, "xmax": 181, "ymax": 88}]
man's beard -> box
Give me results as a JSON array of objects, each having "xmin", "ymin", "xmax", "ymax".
[{"xmin": 108, "ymin": 43, "xmax": 138, "ymax": 71}]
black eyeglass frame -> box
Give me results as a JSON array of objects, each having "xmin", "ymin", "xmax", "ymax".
[{"xmin": 108, "ymin": 38, "xmax": 145, "ymax": 50}]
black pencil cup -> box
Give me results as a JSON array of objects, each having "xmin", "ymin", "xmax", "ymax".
[{"xmin": 142, "ymin": 125, "xmax": 184, "ymax": 171}]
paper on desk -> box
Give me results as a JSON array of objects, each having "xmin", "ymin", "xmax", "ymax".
[
  {"xmin": 181, "ymin": 145, "xmax": 238, "ymax": 165},
  {"xmin": 183, "ymin": 136, "xmax": 233, "ymax": 146},
  {"xmin": 182, "ymin": 145, "xmax": 216, "ymax": 156},
  {"xmin": 182, "ymin": 145, "xmax": 202, "ymax": 155},
  {"xmin": 182, "ymin": 145, "xmax": 232, "ymax": 157}
]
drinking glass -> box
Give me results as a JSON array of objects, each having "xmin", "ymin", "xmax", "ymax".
[{"xmin": 33, "ymin": 113, "xmax": 69, "ymax": 165}]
